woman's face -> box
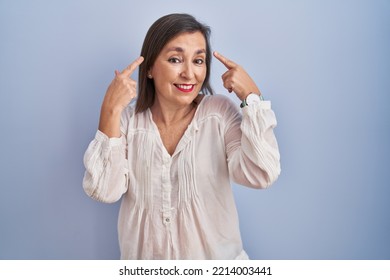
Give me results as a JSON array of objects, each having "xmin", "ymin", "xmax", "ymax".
[{"xmin": 149, "ymin": 31, "xmax": 207, "ymax": 107}]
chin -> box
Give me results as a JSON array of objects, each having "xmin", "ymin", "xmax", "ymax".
[{"xmin": 181, "ymin": 92, "xmax": 200, "ymax": 103}]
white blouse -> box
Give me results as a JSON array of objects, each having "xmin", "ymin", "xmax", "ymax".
[{"xmin": 83, "ymin": 94, "xmax": 280, "ymax": 259}]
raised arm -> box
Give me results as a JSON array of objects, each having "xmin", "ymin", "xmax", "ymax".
[
  {"xmin": 214, "ymin": 51, "xmax": 281, "ymax": 188},
  {"xmin": 83, "ymin": 57, "xmax": 143, "ymax": 203}
]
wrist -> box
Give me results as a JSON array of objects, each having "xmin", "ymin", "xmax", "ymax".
[
  {"xmin": 101, "ymin": 103, "xmax": 123, "ymax": 117},
  {"xmin": 240, "ymin": 92, "xmax": 264, "ymax": 108},
  {"xmin": 99, "ymin": 105, "xmax": 123, "ymax": 138}
]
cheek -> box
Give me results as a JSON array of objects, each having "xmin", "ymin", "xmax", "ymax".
[
  {"xmin": 196, "ymin": 67, "xmax": 207, "ymax": 82},
  {"xmin": 153, "ymin": 69, "xmax": 173, "ymax": 85}
]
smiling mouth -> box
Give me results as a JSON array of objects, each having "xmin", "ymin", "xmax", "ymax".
[{"xmin": 174, "ymin": 84, "xmax": 195, "ymax": 93}]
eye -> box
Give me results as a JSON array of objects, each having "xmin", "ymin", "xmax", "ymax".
[
  {"xmin": 168, "ymin": 57, "xmax": 181, "ymax": 63},
  {"xmin": 194, "ymin": 58, "xmax": 205, "ymax": 65}
]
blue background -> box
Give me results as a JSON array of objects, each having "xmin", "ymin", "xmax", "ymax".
[{"xmin": 0, "ymin": 0, "xmax": 389, "ymax": 259}]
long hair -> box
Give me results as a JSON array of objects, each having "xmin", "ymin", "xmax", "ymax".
[{"xmin": 136, "ymin": 13, "xmax": 214, "ymax": 113}]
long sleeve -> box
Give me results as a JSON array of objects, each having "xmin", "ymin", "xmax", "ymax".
[
  {"xmin": 81, "ymin": 95, "xmax": 276, "ymax": 259},
  {"xmin": 82, "ymin": 130, "xmax": 128, "ymax": 203},
  {"xmin": 225, "ymin": 99, "xmax": 281, "ymax": 189}
]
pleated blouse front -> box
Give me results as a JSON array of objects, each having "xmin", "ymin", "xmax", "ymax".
[{"xmin": 83, "ymin": 94, "xmax": 281, "ymax": 259}]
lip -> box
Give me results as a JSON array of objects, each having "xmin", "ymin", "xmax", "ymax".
[{"xmin": 174, "ymin": 84, "xmax": 195, "ymax": 93}]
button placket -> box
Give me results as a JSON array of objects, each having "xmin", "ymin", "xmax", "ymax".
[{"xmin": 161, "ymin": 156, "xmax": 172, "ymax": 225}]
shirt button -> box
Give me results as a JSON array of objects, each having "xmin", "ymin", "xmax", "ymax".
[{"xmin": 165, "ymin": 218, "xmax": 170, "ymax": 223}]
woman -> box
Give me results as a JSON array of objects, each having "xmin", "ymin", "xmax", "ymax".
[{"xmin": 83, "ymin": 13, "xmax": 280, "ymax": 259}]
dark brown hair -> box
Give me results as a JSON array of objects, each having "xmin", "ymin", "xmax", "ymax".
[{"xmin": 136, "ymin": 13, "xmax": 214, "ymax": 113}]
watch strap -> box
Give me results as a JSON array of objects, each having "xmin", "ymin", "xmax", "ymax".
[{"xmin": 240, "ymin": 93, "xmax": 264, "ymax": 108}]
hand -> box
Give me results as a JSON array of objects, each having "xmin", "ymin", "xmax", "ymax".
[
  {"xmin": 99, "ymin": 56, "xmax": 143, "ymax": 137},
  {"xmin": 101, "ymin": 56, "xmax": 144, "ymax": 113},
  {"xmin": 213, "ymin": 51, "xmax": 260, "ymax": 101}
]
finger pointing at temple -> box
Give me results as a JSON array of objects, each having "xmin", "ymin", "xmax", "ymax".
[
  {"xmin": 213, "ymin": 51, "xmax": 237, "ymax": 69},
  {"xmin": 120, "ymin": 56, "xmax": 144, "ymax": 77},
  {"xmin": 213, "ymin": 51, "xmax": 261, "ymax": 100}
]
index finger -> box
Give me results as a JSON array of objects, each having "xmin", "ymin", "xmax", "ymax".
[
  {"xmin": 121, "ymin": 56, "xmax": 144, "ymax": 76},
  {"xmin": 213, "ymin": 51, "xmax": 237, "ymax": 69}
]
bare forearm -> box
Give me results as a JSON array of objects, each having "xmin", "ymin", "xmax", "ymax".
[{"xmin": 98, "ymin": 105, "xmax": 122, "ymax": 138}]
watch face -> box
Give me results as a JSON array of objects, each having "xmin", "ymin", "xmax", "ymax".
[{"xmin": 246, "ymin": 93, "xmax": 260, "ymax": 105}]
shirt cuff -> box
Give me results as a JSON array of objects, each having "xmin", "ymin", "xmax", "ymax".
[
  {"xmin": 242, "ymin": 100, "xmax": 271, "ymax": 112},
  {"xmin": 95, "ymin": 130, "xmax": 124, "ymax": 147}
]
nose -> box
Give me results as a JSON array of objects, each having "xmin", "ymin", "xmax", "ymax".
[{"xmin": 180, "ymin": 62, "xmax": 194, "ymax": 80}]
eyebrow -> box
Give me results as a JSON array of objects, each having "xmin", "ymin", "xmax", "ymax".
[{"xmin": 166, "ymin": 47, "xmax": 206, "ymax": 55}]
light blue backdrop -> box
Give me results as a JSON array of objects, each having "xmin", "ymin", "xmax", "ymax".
[{"xmin": 0, "ymin": 0, "xmax": 389, "ymax": 259}]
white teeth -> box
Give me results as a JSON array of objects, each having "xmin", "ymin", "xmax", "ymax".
[{"xmin": 176, "ymin": 84, "xmax": 193, "ymax": 90}]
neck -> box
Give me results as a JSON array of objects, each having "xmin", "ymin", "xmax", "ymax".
[{"xmin": 151, "ymin": 98, "xmax": 197, "ymax": 127}]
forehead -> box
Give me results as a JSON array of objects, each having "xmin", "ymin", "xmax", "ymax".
[{"xmin": 163, "ymin": 31, "xmax": 206, "ymax": 52}]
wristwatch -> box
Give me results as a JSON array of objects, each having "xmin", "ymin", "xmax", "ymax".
[{"xmin": 240, "ymin": 93, "xmax": 264, "ymax": 108}]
